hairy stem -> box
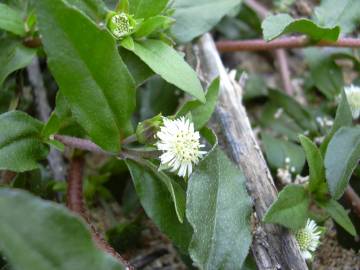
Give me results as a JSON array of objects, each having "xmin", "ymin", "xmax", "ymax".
[
  {"xmin": 54, "ymin": 134, "xmax": 159, "ymax": 160},
  {"xmin": 54, "ymin": 135, "xmax": 109, "ymax": 155},
  {"xmin": 243, "ymin": 0, "xmax": 293, "ymax": 94},
  {"xmin": 67, "ymin": 157, "xmax": 134, "ymax": 269}
]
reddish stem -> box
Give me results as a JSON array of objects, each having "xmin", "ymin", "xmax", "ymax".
[
  {"xmin": 23, "ymin": 37, "xmax": 42, "ymax": 48},
  {"xmin": 0, "ymin": 171, "xmax": 17, "ymax": 185},
  {"xmin": 243, "ymin": 0, "xmax": 293, "ymax": 94},
  {"xmin": 67, "ymin": 157, "xmax": 134, "ymax": 269},
  {"xmin": 244, "ymin": 0, "xmax": 269, "ymax": 18},
  {"xmin": 55, "ymin": 135, "xmax": 108, "ymax": 155},
  {"xmin": 67, "ymin": 157, "xmax": 86, "ymax": 214},
  {"xmin": 275, "ymin": 49, "xmax": 293, "ymax": 95},
  {"xmin": 216, "ymin": 37, "xmax": 360, "ymax": 52}
]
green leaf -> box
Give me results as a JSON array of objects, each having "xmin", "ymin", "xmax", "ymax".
[
  {"xmin": 36, "ymin": 0, "xmax": 136, "ymax": 152},
  {"xmin": 130, "ymin": 39, "xmax": 205, "ymax": 102},
  {"xmin": 0, "ymin": 188, "xmax": 124, "ymax": 270},
  {"xmin": 320, "ymin": 91, "xmax": 352, "ymax": 155},
  {"xmin": 0, "ymin": 111, "xmax": 49, "ymax": 172},
  {"xmin": 0, "ymin": 39, "xmax": 36, "ymax": 86},
  {"xmin": 299, "ymin": 135, "xmax": 326, "ymax": 194},
  {"xmin": 243, "ymin": 74, "xmax": 268, "ymax": 101},
  {"xmin": 137, "ymin": 75, "xmax": 179, "ymax": 120},
  {"xmin": 304, "ymin": 48, "xmax": 344, "ymax": 99},
  {"xmin": 259, "ymin": 103, "xmax": 304, "ymax": 142},
  {"xmin": 41, "ymin": 91, "xmax": 73, "ymax": 140},
  {"xmin": 134, "ymin": 15, "xmax": 174, "ymax": 38},
  {"xmin": 263, "ymin": 184, "xmax": 310, "ymax": 230},
  {"xmin": 200, "ymin": 127, "xmax": 218, "ymax": 152},
  {"xmin": 41, "ymin": 112, "xmax": 61, "ymax": 139},
  {"xmin": 262, "ymin": 133, "xmax": 305, "ymax": 174},
  {"xmin": 187, "ymin": 148, "xmax": 252, "ymax": 270},
  {"xmin": 120, "ymin": 36, "xmax": 134, "ymax": 50},
  {"xmin": 171, "ymin": 0, "xmax": 241, "ymax": 43},
  {"xmin": 141, "ymin": 160, "xmax": 186, "ymax": 223},
  {"xmin": 54, "ymin": 91, "xmax": 72, "ymax": 120},
  {"xmin": 314, "ymin": 0, "xmax": 360, "ymax": 35},
  {"xmin": 119, "ymin": 48, "xmax": 154, "ymax": 87},
  {"xmin": 129, "ymin": 0, "xmax": 169, "ymax": 19},
  {"xmin": 262, "ymin": 13, "xmax": 340, "ymax": 42},
  {"xmin": 126, "ymin": 159, "xmax": 192, "ymax": 252},
  {"xmin": 319, "ymin": 199, "xmax": 356, "ymax": 236},
  {"xmin": 0, "ymin": 3, "xmax": 25, "ymax": 36},
  {"xmin": 116, "ymin": 0, "xmax": 129, "ymax": 13},
  {"xmin": 176, "ymin": 78, "xmax": 220, "ymax": 129},
  {"xmin": 65, "ymin": 0, "xmax": 109, "ymax": 21},
  {"xmin": 268, "ymin": 89, "xmax": 318, "ymax": 132},
  {"xmin": 325, "ymin": 126, "xmax": 360, "ymax": 199}
]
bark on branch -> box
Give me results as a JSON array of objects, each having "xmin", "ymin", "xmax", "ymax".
[
  {"xmin": 190, "ymin": 34, "xmax": 308, "ymax": 270},
  {"xmin": 27, "ymin": 57, "xmax": 66, "ymax": 182}
]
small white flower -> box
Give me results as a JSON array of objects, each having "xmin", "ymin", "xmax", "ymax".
[
  {"xmin": 274, "ymin": 108, "xmax": 284, "ymax": 119},
  {"xmin": 344, "ymin": 85, "xmax": 360, "ymax": 119},
  {"xmin": 156, "ymin": 117, "xmax": 206, "ymax": 178},
  {"xmin": 295, "ymin": 219, "xmax": 321, "ymax": 260},
  {"xmin": 284, "ymin": 157, "xmax": 291, "ymax": 164}
]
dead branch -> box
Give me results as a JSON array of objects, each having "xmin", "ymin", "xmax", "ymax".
[
  {"xmin": 27, "ymin": 57, "xmax": 66, "ymax": 182},
  {"xmin": 190, "ymin": 33, "xmax": 308, "ymax": 270}
]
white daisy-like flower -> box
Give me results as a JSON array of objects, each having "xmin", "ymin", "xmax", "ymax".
[
  {"xmin": 295, "ymin": 219, "xmax": 321, "ymax": 260},
  {"xmin": 156, "ymin": 117, "xmax": 206, "ymax": 178},
  {"xmin": 344, "ymin": 84, "xmax": 360, "ymax": 119}
]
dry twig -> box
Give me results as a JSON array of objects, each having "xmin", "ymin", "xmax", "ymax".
[{"xmin": 191, "ymin": 33, "xmax": 308, "ymax": 270}]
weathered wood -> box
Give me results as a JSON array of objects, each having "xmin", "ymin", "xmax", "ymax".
[
  {"xmin": 190, "ymin": 34, "xmax": 308, "ymax": 270},
  {"xmin": 27, "ymin": 57, "xmax": 66, "ymax": 182}
]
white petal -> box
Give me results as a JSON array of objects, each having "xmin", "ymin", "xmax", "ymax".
[{"xmin": 301, "ymin": 250, "xmax": 312, "ymax": 260}]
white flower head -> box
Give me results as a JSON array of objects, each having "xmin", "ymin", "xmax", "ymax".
[
  {"xmin": 344, "ymin": 84, "xmax": 360, "ymax": 119},
  {"xmin": 156, "ymin": 117, "xmax": 206, "ymax": 178},
  {"xmin": 295, "ymin": 219, "xmax": 321, "ymax": 260}
]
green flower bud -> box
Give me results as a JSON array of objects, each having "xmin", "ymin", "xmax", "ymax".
[
  {"xmin": 107, "ymin": 12, "xmax": 136, "ymax": 39},
  {"xmin": 136, "ymin": 114, "xmax": 163, "ymax": 144}
]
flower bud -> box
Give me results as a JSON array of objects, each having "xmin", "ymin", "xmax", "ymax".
[
  {"xmin": 107, "ymin": 12, "xmax": 136, "ymax": 39},
  {"xmin": 136, "ymin": 114, "xmax": 163, "ymax": 144}
]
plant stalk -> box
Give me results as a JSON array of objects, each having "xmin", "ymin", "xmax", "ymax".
[
  {"xmin": 67, "ymin": 156, "xmax": 134, "ymax": 270},
  {"xmin": 216, "ymin": 37, "xmax": 360, "ymax": 52}
]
